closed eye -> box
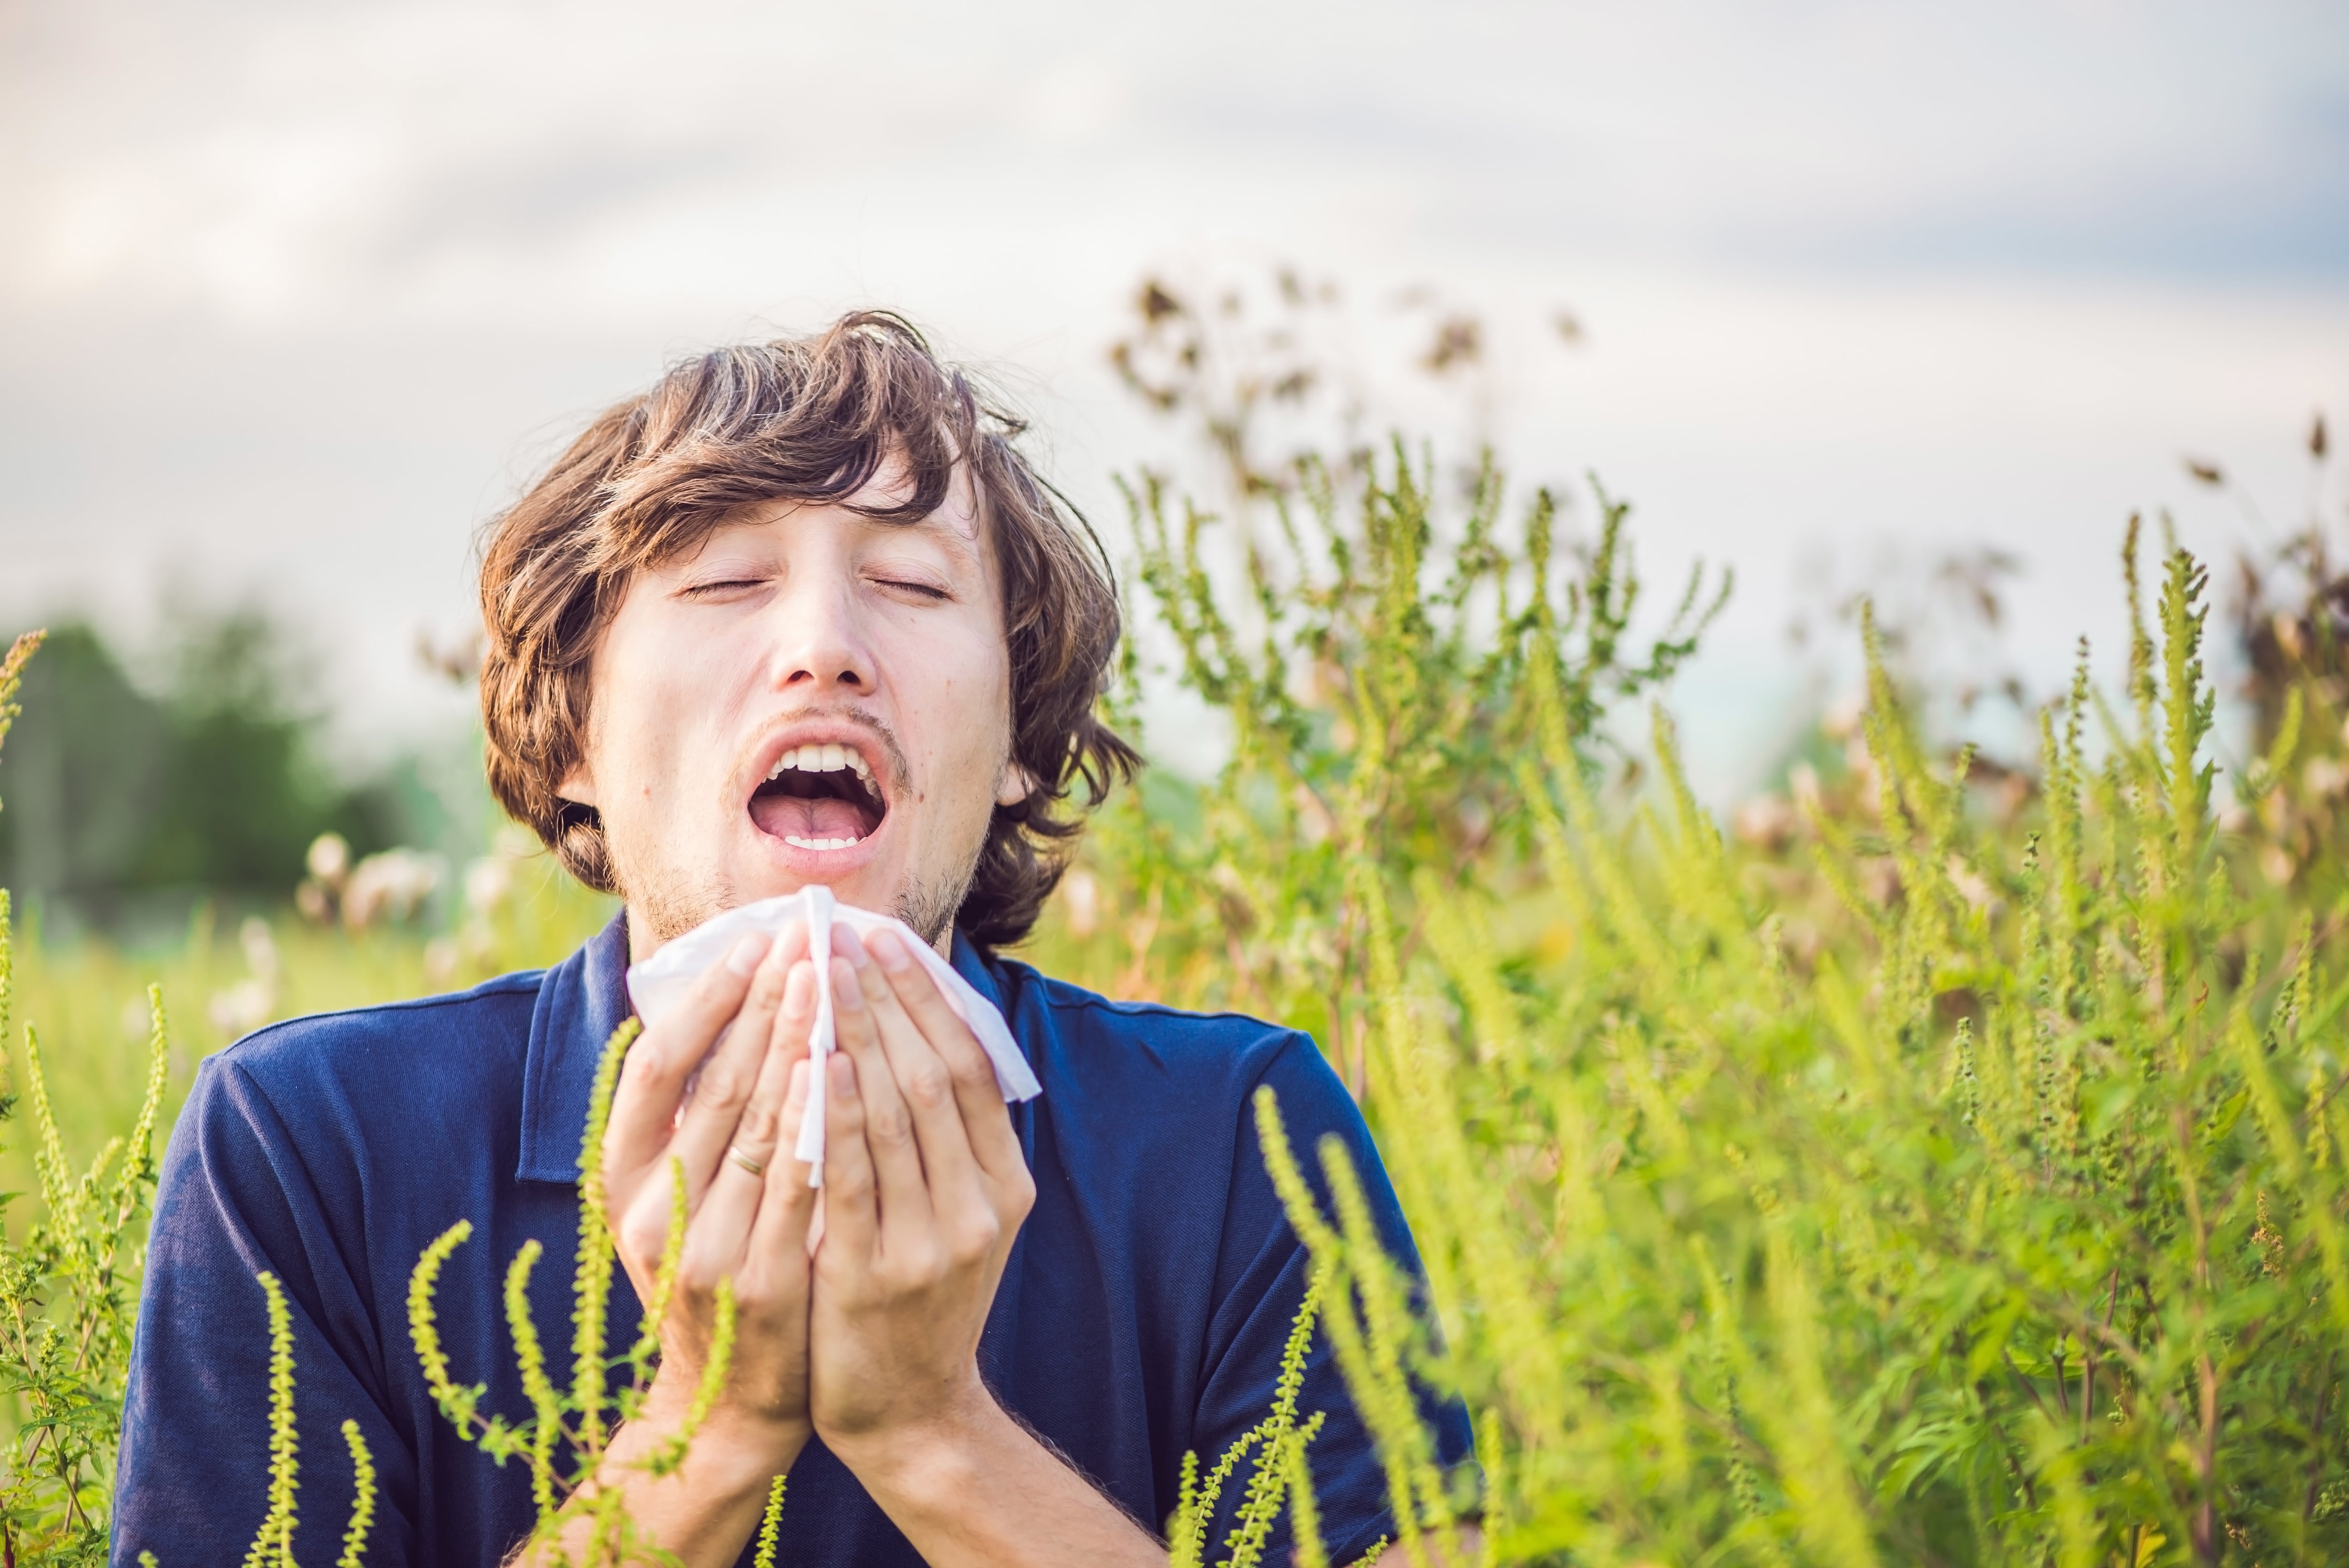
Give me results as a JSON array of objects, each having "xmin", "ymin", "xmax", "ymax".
[
  {"xmin": 679, "ymin": 575, "xmax": 770, "ymax": 598},
  {"xmin": 875, "ymin": 576, "xmax": 950, "ymax": 601}
]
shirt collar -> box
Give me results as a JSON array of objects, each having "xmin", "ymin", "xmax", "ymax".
[
  {"xmin": 518, "ymin": 915, "xmax": 1011, "ymax": 1186},
  {"xmin": 516, "ymin": 912, "xmax": 634, "ymax": 1185},
  {"xmin": 947, "ymin": 927, "xmax": 1007, "ymax": 1016}
]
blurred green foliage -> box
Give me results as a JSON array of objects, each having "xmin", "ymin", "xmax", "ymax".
[{"xmin": 0, "ymin": 613, "xmax": 441, "ymax": 927}]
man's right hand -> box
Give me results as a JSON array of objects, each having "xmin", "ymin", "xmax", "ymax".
[{"xmin": 599, "ymin": 923, "xmax": 820, "ymax": 1490}]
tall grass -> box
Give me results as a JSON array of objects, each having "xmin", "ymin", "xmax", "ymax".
[{"xmin": 1019, "ymin": 435, "xmax": 2349, "ymax": 1563}]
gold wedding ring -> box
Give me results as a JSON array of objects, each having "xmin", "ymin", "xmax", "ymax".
[{"xmin": 727, "ymin": 1145, "xmax": 768, "ymax": 1178}]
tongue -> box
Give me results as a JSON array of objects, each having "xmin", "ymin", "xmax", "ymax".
[{"xmin": 753, "ymin": 793, "xmax": 868, "ymax": 841}]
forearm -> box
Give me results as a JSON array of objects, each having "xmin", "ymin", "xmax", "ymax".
[
  {"xmin": 829, "ymin": 1386, "xmax": 1163, "ymax": 1568},
  {"xmin": 509, "ymin": 1402, "xmax": 807, "ymax": 1568}
]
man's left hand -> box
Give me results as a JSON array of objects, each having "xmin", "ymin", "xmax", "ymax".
[{"xmin": 807, "ymin": 925, "xmax": 1036, "ymax": 1452}]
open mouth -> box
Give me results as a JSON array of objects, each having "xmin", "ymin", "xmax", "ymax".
[{"xmin": 750, "ymin": 741, "xmax": 888, "ymax": 852}]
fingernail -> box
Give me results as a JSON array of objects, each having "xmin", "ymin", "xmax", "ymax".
[
  {"xmin": 829, "ymin": 1051, "xmax": 856, "ymax": 1093},
  {"xmin": 837, "ymin": 927, "xmax": 871, "ymax": 968},
  {"xmin": 869, "ymin": 928, "xmax": 912, "ymax": 970},
  {"xmin": 783, "ymin": 961, "xmax": 815, "ymax": 1011},
  {"xmin": 725, "ymin": 932, "xmax": 770, "ymax": 976},
  {"xmin": 786, "ymin": 1057, "xmax": 810, "ymax": 1103},
  {"xmin": 831, "ymin": 957, "xmax": 864, "ymax": 1009}
]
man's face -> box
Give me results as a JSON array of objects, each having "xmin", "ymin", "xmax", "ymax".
[{"xmin": 560, "ymin": 463, "xmax": 1021, "ymax": 955}]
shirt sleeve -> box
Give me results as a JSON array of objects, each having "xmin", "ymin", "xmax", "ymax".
[
  {"xmin": 1188, "ymin": 1035, "xmax": 1478, "ymax": 1567},
  {"xmin": 113, "ymin": 1053, "xmax": 418, "ymax": 1567}
]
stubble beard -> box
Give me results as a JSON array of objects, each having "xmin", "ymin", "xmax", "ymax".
[
  {"xmin": 891, "ymin": 838, "xmax": 984, "ymax": 950},
  {"xmin": 615, "ymin": 817, "xmax": 988, "ymax": 952},
  {"xmin": 629, "ymin": 866, "xmax": 735, "ymax": 948}
]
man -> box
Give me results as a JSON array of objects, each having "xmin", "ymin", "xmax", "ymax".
[{"xmin": 114, "ymin": 313, "xmax": 1471, "ymax": 1566}]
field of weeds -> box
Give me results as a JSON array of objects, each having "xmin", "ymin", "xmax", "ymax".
[{"xmin": 2, "ymin": 300, "xmax": 2346, "ymax": 1563}]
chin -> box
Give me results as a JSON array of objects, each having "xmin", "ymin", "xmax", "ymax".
[{"xmin": 730, "ymin": 825, "xmax": 891, "ymax": 907}]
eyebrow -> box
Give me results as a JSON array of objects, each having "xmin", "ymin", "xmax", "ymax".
[{"xmin": 866, "ymin": 509, "xmax": 986, "ymax": 572}]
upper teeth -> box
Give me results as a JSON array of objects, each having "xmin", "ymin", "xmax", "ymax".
[{"xmin": 767, "ymin": 743, "xmax": 872, "ymax": 783}]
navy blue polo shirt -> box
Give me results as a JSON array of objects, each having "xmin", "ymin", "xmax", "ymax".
[{"xmin": 114, "ymin": 916, "xmax": 1470, "ymax": 1566}]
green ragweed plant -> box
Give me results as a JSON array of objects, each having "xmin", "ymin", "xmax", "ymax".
[
  {"xmin": 1166, "ymin": 1267, "xmax": 1337, "ymax": 1568},
  {"xmin": 1248, "ymin": 1093, "xmax": 1466, "ymax": 1568},
  {"xmin": 406, "ymin": 1017, "xmax": 753, "ymax": 1565},
  {"xmin": 0, "ymin": 631, "xmax": 41, "ymax": 778},
  {"xmin": 1216, "ymin": 526, "xmax": 2349, "ymax": 1564},
  {"xmin": 0, "ymin": 628, "xmax": 172, "ymax": 1564},
  {"xmin": 232, "ymin": 1270, "xmax": 380, "ymax": 1568},
  {"xmin": 0, "ymin": 891, "xmax": 166, "ymax": 1564},
  {"xmin": 1083, "ymin": 269, "xmax": 1728, "ymax": 1085},
  {"xmin": 1097, "ymin": 443, "xmax": 1726, "ymax": 1080}
]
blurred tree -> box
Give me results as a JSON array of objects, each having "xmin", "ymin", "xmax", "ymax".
[
  {"xmin": 134, "ymin": 610, "xmax": 366, "ymax": 892},
  {"xmin": 0, "ymin": 624, "xmax": 169, "ymax": 903},
  {"xmin": 0, "ymin": 612, "xmax": 412, "ymax": 920}
]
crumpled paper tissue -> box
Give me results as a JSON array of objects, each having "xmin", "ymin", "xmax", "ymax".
[{"xmin": 626, "ymin": 885, "xmax": 1041, "ymax": 1185}]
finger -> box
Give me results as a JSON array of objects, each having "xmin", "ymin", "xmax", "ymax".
[
  {"xmin": 841, "ymin": 928, "xmax": 984, "ymax": 1207},
  {"xmin": 747, "ymin": 1057, "xmax": 819, "ymax": 1266},
  {"xmin": 613, "ymin": 1154, "xmax": 689, "ymax": 1301},
  {"xmin": 820, "ymin": 1050, "xmax": 880, "ymax": 1265},
  {"xmin": 605, "ymin": 930, "xmax": 769, "ymax": 1180},
  {"xmin": 864, "ymin": 926, "xmax": 1027, "ymax": 1184},
  {"xmin": 668, "ymin": 923, "xmax": 809, "ymax": 1206},
  {"xmin": 828, "ymin": 947, "xmax": 934, "ymax": 1236},
  {"xmin": 680, "ymin": 960, "xmax": 815, "ymax": 1282}
]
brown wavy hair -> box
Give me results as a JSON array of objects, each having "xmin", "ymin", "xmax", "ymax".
[{"xmin": 476, "ymin": 311, "xmax": 1138, "ymax": 947}]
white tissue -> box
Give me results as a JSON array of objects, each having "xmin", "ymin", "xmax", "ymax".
[{"xmin": 625, "ymin": 886, "xmax": 1041, "ymax": 1185}]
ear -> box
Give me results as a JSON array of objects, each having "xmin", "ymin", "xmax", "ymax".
[
  {"xmin": 555, "ymin": 763, "xmax": 599, "ymax": 809},
  {"xmin": 996, "ymin": 760, "xmax": 1036, "ymax": 809}
]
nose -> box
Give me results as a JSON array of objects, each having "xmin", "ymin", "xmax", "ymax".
[{"xmin": 766, "ymin": 566, "xmax": 878, "ymax": 699}]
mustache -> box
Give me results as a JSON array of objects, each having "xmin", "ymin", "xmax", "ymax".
[{"xmin": 751, "ymin": 703, "xmax": 913, "ymax": 798}]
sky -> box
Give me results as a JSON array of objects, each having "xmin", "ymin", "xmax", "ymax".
[{"xmin": 2, "ymin": 0, "xmax": 2345, "ymax": 800}]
